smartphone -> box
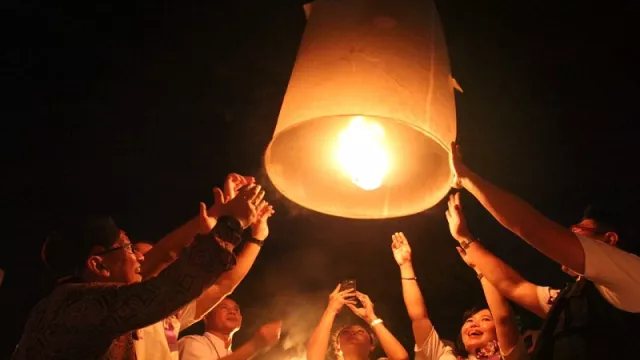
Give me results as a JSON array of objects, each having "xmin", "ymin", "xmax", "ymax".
[{"xmin": 340, "ymin": 279, "xmax": 356, "ymax": 299}]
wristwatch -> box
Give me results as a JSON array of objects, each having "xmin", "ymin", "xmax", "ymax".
[
  {"xmin": 216, "ymin": 216, "xmax": 243, "ymax": 233},
  {"xmin": 460, "ymin": 237, "xmax": 476, "ymax": 250},
  {"xmin": 245, "ymin": 237, "xmax": 264, "ymax": 247}
]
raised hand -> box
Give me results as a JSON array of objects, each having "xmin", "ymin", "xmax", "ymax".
[
  {"xmin": 253, "ymin": 320, "xmax": 282, "ymax": 348},
  {"xmin": 449, "ymin": 141, "xmax": 471, "ymax": 189},
  {"xmin": 251, "ymin": 200, "xmax": 275, "ymax": 241},
  {"xmin": 391, "ymin": 232, "xmax": 412, "ymax": 266},
  {"xmin": 209, "ymin": 173, "xmax": 256, "ymax": 218},
  {"xmin": 445, "ymin": 192, "xmax": 473, "ymax": 243},
  {"xmin": 224, "ymin": 173, "xmax": 256, "ymax": 200},
  {"xmin": 219, "ymin": 184, "xmax": 263, "ymax": 228},
  {"xmin": 327, "ymin": 284, "xmax": 357, "ymax": 314},
  {"xmin": 346, "ymin": 291, "xmax": 378, "ymax": 324}
]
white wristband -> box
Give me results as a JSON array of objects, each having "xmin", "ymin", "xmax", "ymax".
[{"xmin": 369, "ymin": 318, "xmax": 383, "ymax": 327}]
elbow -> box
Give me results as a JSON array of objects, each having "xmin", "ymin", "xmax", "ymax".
[{"xmin": 389, "ymin": 353, "xmax": 409, "ymax": 360}]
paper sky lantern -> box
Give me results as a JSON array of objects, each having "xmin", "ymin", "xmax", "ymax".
[{"xmin": 265, "ymin": 0, "xmax": 459, "ymax": 219}]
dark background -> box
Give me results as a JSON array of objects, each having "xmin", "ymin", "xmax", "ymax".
[{"xmin": 2, "ymin": 0, "xmax": 638, "ymax": 358}]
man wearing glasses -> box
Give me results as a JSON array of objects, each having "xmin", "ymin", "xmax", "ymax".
[
  {"xmin": 12, "ymin": 177, "xmax": 264, "ymax": 360},
  {"xmin": 444, "ymin": 142, "xmax": 640, "ymax": 359}
]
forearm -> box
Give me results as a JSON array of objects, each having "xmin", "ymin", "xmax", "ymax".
[
  {"xmin": 464, "ymin": 241, "xmax": 547, "ymax": 317},
  {"xmin": 398, "ymin": 263, "xmax": 428, "ymax": 320},
  {"xmin": 464, "ymin": 242, "xmax": 528, "ymax": 296},
  {"xmin": 194, "ymin": 243, "xmax": 261, "ymax": 319},
  {"xmin": 461, "ymin": 171, "xmax": 585, "ymax": 272},
  {"xmin": 479, "ymin": 277, "xmax": 519, "ymax": 352},
  {"xmin": 371, "ymin": 323, "xmax": 409, "ymax": 360},
  {"xmin": 141, "ymin": 215, "xmax": 207, "ymax": 279},
  {"xmin": 306, "ymin": 309, "xmax": 337, "ymax": 360},
  {"xmin": 398, "ymin": 263, "xmax": 434, "ymax": 346}
]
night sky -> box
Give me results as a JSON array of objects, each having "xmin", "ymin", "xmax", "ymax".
[{"xmin": 2, "ymin": 1, "xmax": 638, "ymax": 358}]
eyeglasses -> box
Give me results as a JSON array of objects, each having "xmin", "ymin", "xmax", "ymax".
[
  {"xmin": 93, "ymin": 243, "xmax": 135, "ymax": 256},
  {"xmin": 570, "ymin": 225, "xmax": 605, "ymax": 235}
]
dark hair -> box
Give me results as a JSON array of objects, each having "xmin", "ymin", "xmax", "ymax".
[
  {"xmin": 332, "ymin": 324, "xmax": 377, "ymax": 358},
  {"xmin": 453, "ymin": 307, "xmax": 491, "ymax": 357},
  {"xmin": 41, "ymin": 216, "xmax": 121, "ymax": 280},
  {"xmin": 582, "ymin": 204, "xmax": 636, "ymax": 254}
]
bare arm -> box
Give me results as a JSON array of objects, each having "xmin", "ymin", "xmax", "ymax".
[
  {"xmin": 307, "ymin": 308, "xmax": 338, "ymax": 360},
  {"xmin": 446, "ymin": 193, "xmax": 549, "ymax": 318},
  {"xmin": 190, "ymin": 200, "xmax": 273, "ymax": 323},
  {"xmin": 462, "ymin": 171, "xmax": 585, "ymax": 273},
  {"xmin": 449, "ymin": 142, "xmax": 586, "ymax": 273},
  {"xmin": 477, "ymin": 269, "xmax": 521, "ymax": 353},
  {"xmin": 465, "ymin": 242, "xmax": 548, "ymax": 318},
  {"xmin": 192, "ymin": 242, "xmax": 261, "ymax": 320},
  {"xmin": 370, "ymin": 322, "xmax": 409, "ymax": 360},
  {"xmin": 307, "ymin": 286, "xmax": 355, "ymax": 360},
  {"xmin": 392, "ymin": 233, "xmax": 434, "ymax": 347},
  {"xmin": 142, "ymin": 174, "xmax": 256, "ymax": 279},
  {"xmin": 141, "ymin": 216, "xmax": 201, "ymax": 279},
  {"xmin": 399, "ymin": 263, "xmax": 434, "ymax": 346}
]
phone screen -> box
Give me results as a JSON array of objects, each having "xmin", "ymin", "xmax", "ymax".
[{"xmin": 340, "ymin": 279, "xmax": 356, "ymax": 299}]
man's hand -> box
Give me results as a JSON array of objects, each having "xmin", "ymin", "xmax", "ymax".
[
  {"xmin": 449, "ymin": 141, "xmax": 472, "ymax": 189},
  {"xmin": 253, "ymin": 320, "xmax": 283, "ymax": 349},
  {"xmin": 391, "ymin": 232, "xmax": 412, "ymax": 266},
  {"xmin": 251, "ymin": 200, "xmax": 275, "ymax": 241},
  {"xmin": 346, "ymin": 291, "xmax": 378, "ymax": 324},
  {"xmin": 209, "ymin": 173, "xmax": 256, "ymax": 218},
  {"xmin": 218, "ymin": 184, "xmax": 263, "ymax": 229}
]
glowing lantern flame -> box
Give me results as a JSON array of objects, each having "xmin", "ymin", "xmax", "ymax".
[{"xmin": 335, "ymin": 116, "xmax": 390, "ymax": 191}]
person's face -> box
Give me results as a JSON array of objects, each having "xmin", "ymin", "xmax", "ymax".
[
  {"xmin": 337, "ymin": 325, "xmax": 373, "ymax": 356},
  {"xmin": 92, "ymin": 231, "xmax": 144, "ymax": 283},
  {"xmin": 460, "ymin": 309, "xmax": 497, "ymax": 351},
  {"xmin": 205, "ymin": 298, "xmax": 242, "ymax": 334}
]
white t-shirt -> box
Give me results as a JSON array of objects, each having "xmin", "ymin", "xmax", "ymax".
[
  {"xmin": 134, "ymin": 301, "xmax": 199, "ymax": 360},
  {"xmin": 178, "ymin": 332, "xmax": 232, "ymax": 360},
  {"xmin": 536, "ymin": 234, "xmax": 640, "ymax": 314},
  {"xmin": 414, "ymin": 327, "xmax": 528, "ymax": 360}
]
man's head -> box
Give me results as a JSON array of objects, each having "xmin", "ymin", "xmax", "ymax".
[
  {"xmin": 204, "ymin": 298, "xmax": 242, "ymax": 335},
  {"xmin": 563, "ymin": 204, "xmax": 627, "ymax": 276},
  {"xmin": 42, "ymin": 217, "xmax": 144, "ymax": 284}
]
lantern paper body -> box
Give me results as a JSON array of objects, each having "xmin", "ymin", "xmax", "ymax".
[{"xmin": 265, "ymin": 0, "xmax": 457, "ymax": 219}]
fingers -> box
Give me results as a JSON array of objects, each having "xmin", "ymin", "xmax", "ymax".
[
  {"xmin": 456, "ymin": 246, "xmax": 466, "ymax": 258},
  {"xmin": 199, "ymin": 202, "xmax": 208, "ymax": 218},
  {"xmin": 213, "ymin": 187, "xmax": 225, "ymax": 205},
  {"xmin": 355, "ymin": 291, "xmax": 370, "ymax": 303},
  {"xmin": 338, "ymin": 288, "xmax": 356, "ymax": 297},
  {"xmin": 331, "ymin": 283, "xmax": 341, "ymax": 294}
]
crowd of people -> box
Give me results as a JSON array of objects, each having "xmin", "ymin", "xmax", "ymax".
[{"xmin": 8, "ymin": 142, "xmax": 640, "ymax": 359}]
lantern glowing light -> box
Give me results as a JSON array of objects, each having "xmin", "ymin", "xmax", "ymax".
[
  {"xmin": 335, "ymin": 116, "xmax": 390, "ymax": 191},
  {"xmin": 265, "ymin": 0, "xmax": 459, "ymax": 219}
]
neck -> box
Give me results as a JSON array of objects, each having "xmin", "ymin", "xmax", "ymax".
[
  {"xmin": 341, "ymin": 351, "xmax": 368, "ymax": 360},
  {"xmin": 207, "ymin": 330, "xmax": 233, "ymax": 349}
]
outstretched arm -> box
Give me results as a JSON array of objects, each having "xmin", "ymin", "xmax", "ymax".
[
  {"xmin": 450, "ymin": 142, "xmax": 585, "ymax": 273},
  {"xmin": 141, "ymin": 174, "xmax": 255, "ymax": 279}
]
